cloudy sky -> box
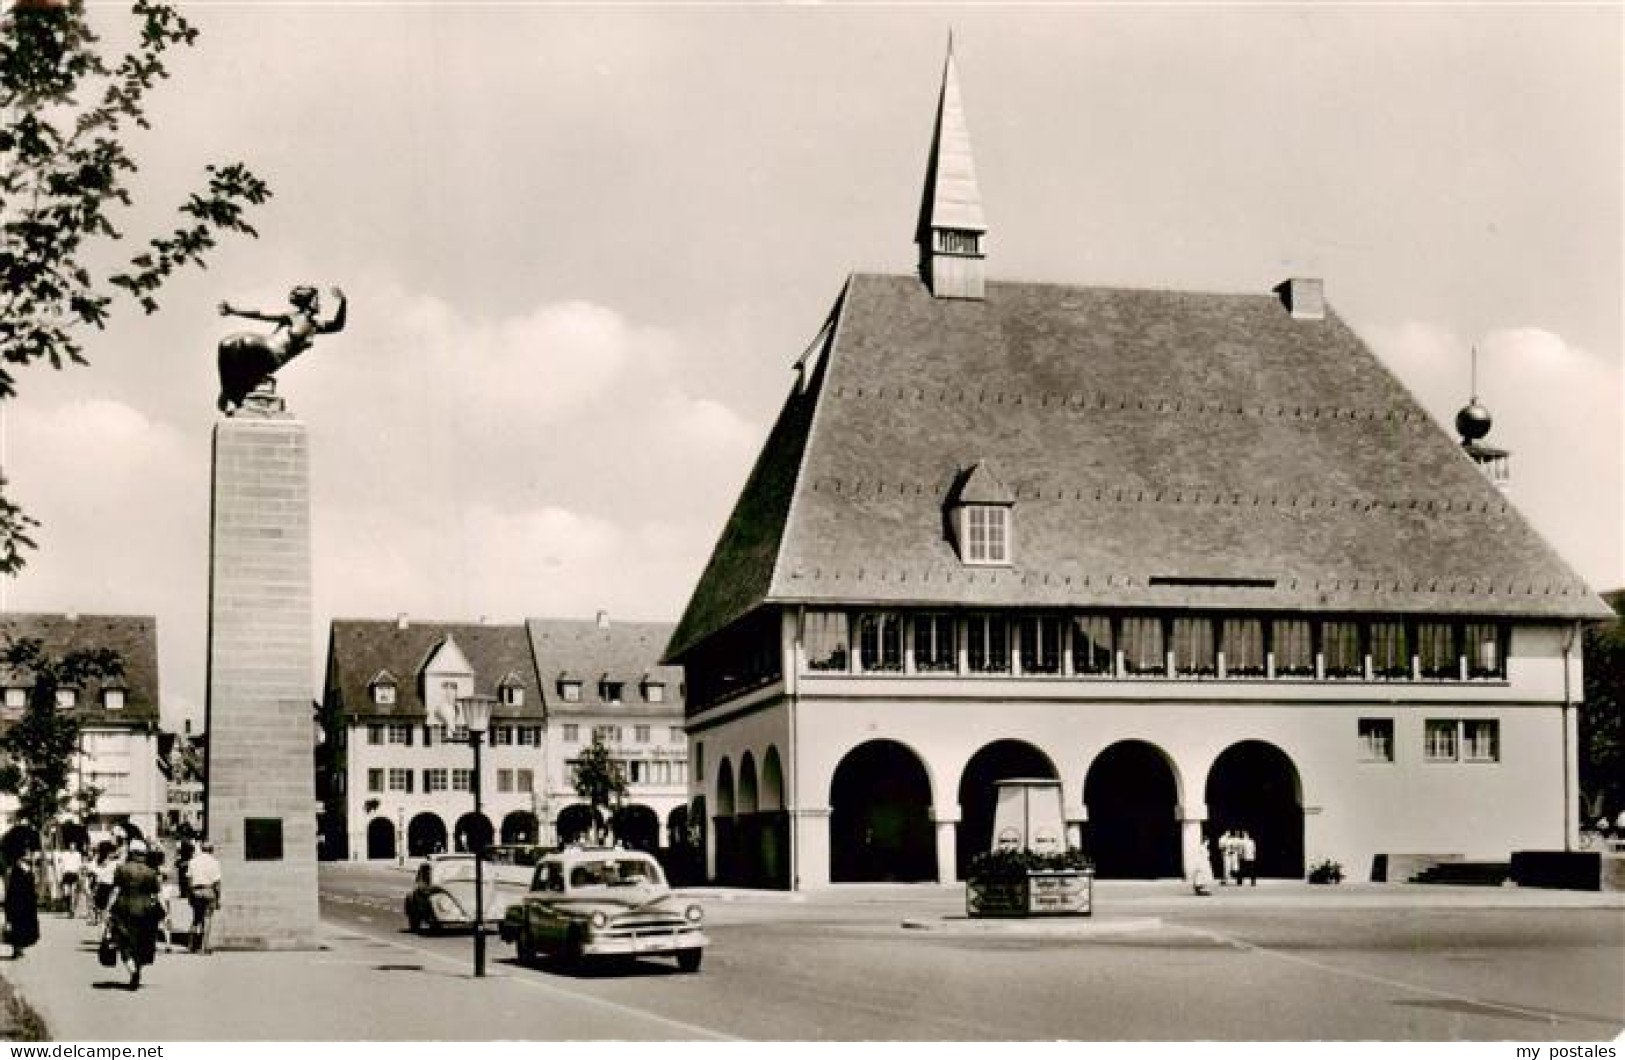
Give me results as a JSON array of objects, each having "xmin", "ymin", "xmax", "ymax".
[{"xmin": 2, "ymin": 2, "xmax": 1619, "ymax": 731}]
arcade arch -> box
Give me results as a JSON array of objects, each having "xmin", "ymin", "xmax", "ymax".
[
  {"xmin": 1084, "ymin": 740, "xmax": 1182, "ymax": 878},
  {"xmin": 1205, "ymin": 740, "xmax": 1304, "ymax": 879},
  {"xmin": 829, "ymin": 739, "xmax": 936, "ymax": 883}
]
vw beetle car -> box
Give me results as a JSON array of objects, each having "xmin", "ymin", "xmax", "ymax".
[
  {"xmin": 499, "ymin": 847, "xmax": 707, "ymax": 971},
  {"xmin": 404, "ymin": 853, "xmax": 504, "ymax": 934}
]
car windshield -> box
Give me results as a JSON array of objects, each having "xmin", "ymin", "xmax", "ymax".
[
  {"xmin": 432, "ymin": 859, "xmax": 477, "ymax": 884},
  {"xmin": 567, "ymin": 858, "xmax": 664, "ymax": 889}
]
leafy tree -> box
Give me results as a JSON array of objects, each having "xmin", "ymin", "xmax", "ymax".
[
  {"xmin": 0, "ymin": 636, "xmax": 122, "ymax": 837},
  {"xmin": 571, "ymin": 736, "xmax": 627, "ymax": 844},
  {"xmin": 1581, "ymin": 591, "xmax": 1625, "ymax": 823},
  {"xmin": 0, "ymin": 0, "xmax": 272, "ymax": 572}
]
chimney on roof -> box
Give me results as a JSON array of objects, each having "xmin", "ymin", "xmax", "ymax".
[
  {"xmin": 66, "ymin": 611, "xmax": 79, "ymax": 622},
  {"xmin": 396, "ymin": 613, "xmax": 409, "ymax": 630},
  {"xmin": 1275, "ymin": 278, "xmax": 1325, "ymax": 320},
  {"xmin": 596, "ymin": 610, "xmax": 610, "ymax": 629}
]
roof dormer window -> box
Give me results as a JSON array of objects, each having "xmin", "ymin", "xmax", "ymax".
[
  {"xmin": 962, "ymin": 505, "xmax": 1009, "ymax": 564},
  {"xmin": 601, "ymin": 680, "xmax": 624, "ymax": 705},
  {"xmin": 102, "ymin": 688, "xmax": 125, "ymax": 711},
  {"xmin": 369, "ymin": 671, "xmax": 398, "ymax": 707},
  {"xmin": 500, "ymin": 684, "xmax": 524, "ymax": 707},
  {"xmin": 558, "ymin": 679, "xmax": 582, "ymax": 703},
  {"xmin": 642, "ymin": 680, "xmax": 666, "ymax": 704},
  {"xmin": 947, "ymin": 461, "xmax": 1015, "ymax": 566},
  {"xmin": 3, "ymin": 688, "xmax": 26, "ymax": 711},
  {"xmin": 55, "ymin": 687, "xmax": 77, "ymax": 710}
]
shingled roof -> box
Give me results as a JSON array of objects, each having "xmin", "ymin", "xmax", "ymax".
[
  {"xmin": 668, "ymin": 272, "xmax": 1609, "ymax": 660},
  {"xmin": 325, "ymin": 620, "xmax": 540, "ymax": 721},
  {"xmin": 526, "ymin": 618, "xmax": 684, "ymax": 716},
  {"xmin": 0, "ymin": 613, "xmax": 160, "ymax": 728}
]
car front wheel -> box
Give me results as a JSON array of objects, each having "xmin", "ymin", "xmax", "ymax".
[{"xmin": 676, "ymin": 948, "xmax": 702, "ymax": 973}]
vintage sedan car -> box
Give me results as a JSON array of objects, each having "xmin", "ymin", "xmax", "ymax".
[
  {"xmin": 499, "ymin": 847, "xmax": 707, "ymax": 972},
  {"xmin": 404, "ymin": 854, "xmax": 505, "ymax": 934}
]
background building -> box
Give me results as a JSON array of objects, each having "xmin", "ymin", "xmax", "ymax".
[
  {"xmin": 529, "ymin": 614, "xmax": 688, "ymax": 850},
  {"xmin": 666, "ymin": 49, "xmax": 1611, "ymax": 889},
  {"xmin": 319, "ymin": 613, "xmax": 686, "ymax": 860},
  {"xmin": 0, "ymin": 613, "xmax": 164, "ymax": 843}
]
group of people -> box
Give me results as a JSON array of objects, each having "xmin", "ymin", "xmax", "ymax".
[
  {"xmin": 0, "ymin": 830, "xmax": 223, "ymax": 991},
  {"xmin": 1190, "ymin": 829, "xmax": 1259, "ymax": 895}
]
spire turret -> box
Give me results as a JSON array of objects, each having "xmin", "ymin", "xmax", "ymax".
[{"xmin": 916, "ymin": 39, "xmax": 987, "ymax": 300}]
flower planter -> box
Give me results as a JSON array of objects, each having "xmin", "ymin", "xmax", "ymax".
[{"xmin": 967, "ymin": 869, "xmax": 1092, "ymax": 917}]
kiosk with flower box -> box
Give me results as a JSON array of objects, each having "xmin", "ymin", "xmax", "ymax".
[{"xmin": 965, "ymin": 779, "xmax": 1093, "ymax": 917}]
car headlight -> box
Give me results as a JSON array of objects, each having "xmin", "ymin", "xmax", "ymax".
[
  {"xmin": 684, "ymin": 904, "xmax": 703, "ymax": 923},
  {"xmin": 589, "ymin": 911, "xmax": 608, "ymax": 929}
]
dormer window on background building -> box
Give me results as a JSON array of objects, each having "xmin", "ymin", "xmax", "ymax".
[
  {"xmin": 370, "ymin": 675, "xmax": 397, "ymax": 706},
  {"xmin": 4, "ymin": 687, "xmax": 26, "ymax": 710},
  {"xmin": 947, "ymin": 461, "xmax": 1015, "ymax": 565},
  {"xmin": 55, "ymin": 687, "xmax": 77, "ymax": 709},
  {"xmin": 601, "ymin": 680, "xmax": 624, "ymax": 705},
  {"xmin": 102, "ymin": 688, "xmax": 125, "ymax": 711},
  {"xmin": 642, "ymin": 679, "xmax": 666, "ymax": 703},
  {"xmin": 558, "ymin": 678, "xmax": 582, "ymax": 703},
  {"xmin": 500, "ymin": 682, "xmax": 524, "ymax": 707}
]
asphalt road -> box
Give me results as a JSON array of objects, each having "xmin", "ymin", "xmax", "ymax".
[{"xmin": 318, "ymin": 864, "xmax": 1625, "ymax": 1041}]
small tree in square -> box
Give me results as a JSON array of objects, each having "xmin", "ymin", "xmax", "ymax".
[
  {"xmin": 0, "ymin": 637, "xmax": 122, "ymax": 839},
  {"xmin": 571, "ymin": 735, "xmax": 627, "ymax": 845}
]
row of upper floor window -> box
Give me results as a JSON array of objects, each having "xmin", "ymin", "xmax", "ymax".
[
  {"xmin": 367, "ymin": 677, "xmax": 671, "ymax": 708},
  {"xmin": 2, "ymin": 686, "xmax": 126, "ymax": 712},
  {"xmin": 354, "ymin": 758, "xmax": 687, "ymax": 797},
  {"xmin": 354, "ymin": 722, "xmax": 685, "ymax": 748},
  {"xmin": 799, "ymin": 610, "xmax": 1509, "ymax": 682},
  {"xmin": 1357, "ymin": 718, "xmax": 1500, "ymax": 764},
  {"xmin": 564, "ymin": 757, "xmax": 688, "ymax": 787}
]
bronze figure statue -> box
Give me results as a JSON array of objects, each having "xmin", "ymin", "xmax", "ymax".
[{"xmin": 216, "ymin": 285, "xmax": 347, "ymax": 414}]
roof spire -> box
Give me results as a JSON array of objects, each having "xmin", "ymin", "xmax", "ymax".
[{"xmin": 916, "ymin": 36, "xmax": 987, "ymax": 300}]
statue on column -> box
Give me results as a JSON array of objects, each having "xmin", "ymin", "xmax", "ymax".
[{"xmin": 216, "ymin": 285, "xmax": 347, "ymax": 414}]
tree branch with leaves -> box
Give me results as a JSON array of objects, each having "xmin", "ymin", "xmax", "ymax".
[
  {"xmin": 571, "ymin": 736, "xmax": 627, "ymax": 846},
  {"xmin": 0, "ymin": 636, "xmax": 122, "ymax": 838},
  {"xmin": 0, "ymin": 0, "xmax": 271, "ymax": 572}
]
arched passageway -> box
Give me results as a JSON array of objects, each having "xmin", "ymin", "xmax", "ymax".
[
  {"xmin": 556, "ymin": 803, "xmax": 596, "ymax": 845},
  {"xmin": 829, "ymin": 740, "xmax": 936, "ymax": 883},
  {"xmin": 1084, "ymin": 741, "xmax": 1181, "ymax": 878},
  {"xmin": 454, "ymin": 812, "xmax": 492, "ymax": 853},
  {"xmin": 714, "ymin": 758, "xmax": 739, "ymax": 885},
  {"xmin": 407, "ymin": 813, "xmax": 447, "ymax": 858},
  {"xmin": 366, "ymin": 817, "xmax": 396, "ymax": 861},
  {"xmin": 613, "ymin": 804, "xmax": 660, "ymax": 851},
  {"xmin": 501, "ymin": 810, "xmax": 538, "ymax": 845},
  {"xmin": 1205, "ymin": 740, "xmax": 1304, "ymax": 879},
  {"xmin": 956, "ymin": 739, "xmax": 1060, "ymax": 877}
]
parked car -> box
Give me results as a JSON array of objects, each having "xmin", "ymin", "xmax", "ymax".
[
  {"xmin": 404, "ymin": 854, "xmax": 508, "ymax": 934},
  {"xmin": 499, "ymin": 847, "xmax": 707, "ymax": 972},
  {"xmin": 483, "ymin": 844, "xmax": 553, "ymax": 889}
]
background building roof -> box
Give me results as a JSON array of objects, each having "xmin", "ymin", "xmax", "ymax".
[
  {"xmin": 526, "ymin": 618, "xmax": 684, "ymax": 716},
  {"xmin": 0, "ymin": 613, "xmax": 160, "ymax": 728},
  {"xmin": 669, "ymin": 272, "xmax": 1609, "ymax": 659},
  {"xmin": 325, "ymin": 620, "xmax": 540, "ymax": 721}
]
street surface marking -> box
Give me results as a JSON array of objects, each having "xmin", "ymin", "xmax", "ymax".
[
  {"xmin": 1174, "ymin": 924, "xmax": 1606, "ymax": 1032},
  {"xmin": 321, "ymin": 922, "xmax": 741, "ymax": 1041}
]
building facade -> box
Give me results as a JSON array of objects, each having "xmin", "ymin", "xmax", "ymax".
[
  {"xmin": 665, "ymin": 49, "xmax": 1611, "ymax": 889},
  {"xmin": 319, "ymin": 614, "xmax": 687, "ymax": 860},
  {"xmin": 0, "ymin": 614, "xmax": 164, "ymax": 842}
]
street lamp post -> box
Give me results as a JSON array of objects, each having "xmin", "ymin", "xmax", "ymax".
[{"xmin": 457, "ymin": 694, "xmax": 495, "ymax": 978}]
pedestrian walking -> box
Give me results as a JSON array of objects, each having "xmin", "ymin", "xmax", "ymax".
[
  {"xmin": 1220, "ymin": 830, "xmax": 1240, "ymax": 885},
  {"xmin": 1190, "ymin": 838, "xmax": 1213, "ymax": 896},
  {"xmin": 3, "ymin": 855, "xmax": 40, "ymax": 959},
  {"xmin": 186, "ymin": 841, "xmax": 222, "ymax": 955},
  {"xmin": 89, "ymin": 844, "xmax": 117, "ymax": 926},
  {"xmin": 1240, "ymin": 830, "xmax": 1258, "ymax": 886},
  {"xmin": 58, "ymin": 843, "xmax": 86, "ymax": 918},
  {"xmin": 106, "ymin": 838, "xmax": 163, "ymax": 989}
]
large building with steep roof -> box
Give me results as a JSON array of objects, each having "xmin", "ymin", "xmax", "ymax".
[
  {"xmin": 0, "ymin": 613, "xmax": 164, "ymax": 841},
  {"xmin": 665, "ymin": 46, "xmax": 1611, "ymax": 889},
  {"xmin": 319, "ymin": 613, "xmax": 686, "ymax": 860}
]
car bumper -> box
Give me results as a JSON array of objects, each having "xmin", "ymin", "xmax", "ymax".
[{"xmin": 581, "ymin": 926, "xmax": 709, "ymax": 957}]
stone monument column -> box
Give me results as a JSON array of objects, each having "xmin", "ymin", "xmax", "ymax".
[{"xmin": 204, "ymin": 385, "xmax": 319, "ymax": 949}]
